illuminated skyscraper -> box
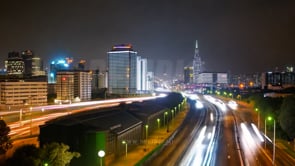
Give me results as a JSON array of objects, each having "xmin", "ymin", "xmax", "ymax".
[
  {"xmin": 6, "ymin": 51, "xmax": 24, "ymax": 75},
  {"xmin": 21, "ymin": 50, "xmax": 33, "ymax": 76},
  {"xmin": 49, "ymin": 58, "xmax": 71, "ymax": 83},
  {"xmin": 184, "ymin": 66, "xmax": 193, "ymax": 84},
  {"xmin": 107, "ymin": 44, "xmax": 137, "ymax": 94},
  {"xmin": 193, "ymin": 40, "xmax": 204, "ymax": 83},
  {"xmin": 5, "ymin": 50, "xmax": 44, "ymax": 77},
  {"xmin": 137, "ymin": 57, "xmax": 148, "ymax": 93}
]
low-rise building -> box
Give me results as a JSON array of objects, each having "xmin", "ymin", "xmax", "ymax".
[{"xmin": 0, "ymin": 75, "xmax": 47, "ymax": 110}]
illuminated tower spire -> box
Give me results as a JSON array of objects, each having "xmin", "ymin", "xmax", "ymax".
[{"xmin": 193, "ymin": 40, "xmax": 203, "ymax": 83}]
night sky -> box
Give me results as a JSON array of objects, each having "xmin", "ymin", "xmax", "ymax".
[{"xmin": 1, "ymin": 0, "xmax": 295, "ymax": 77}]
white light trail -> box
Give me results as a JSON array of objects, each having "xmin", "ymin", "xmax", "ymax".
[{"xmin": 251, "ymin": 123, "xmax": 264, "ymax": 142}]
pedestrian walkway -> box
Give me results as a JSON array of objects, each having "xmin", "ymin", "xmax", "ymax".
[{"xmin": 110, "ymin": 107, "xmax": 189, "ymax": 166}]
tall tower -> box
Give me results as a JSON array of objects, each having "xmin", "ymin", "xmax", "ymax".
[
  {"xmin": 107, "ymin": 44, "xmax": 137, "ymax": 94},
  {"xmin": 193, "ymin": 40, "xmax": 203, "ymax": 83},
  {"xmin": 21, "ymin": 50, "xmax": 34, "ymax": 76}
]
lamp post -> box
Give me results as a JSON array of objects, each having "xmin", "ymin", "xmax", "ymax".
[
  {"xmin": 98, "ymin": 150, "xmax": 105, "ymax": 166},
  {"xmin": 255, "ymin": 108, "xmax": 260, "ymax": 129},
  {"xmin": 264, "ymin": 117, "xmax": 267, "ymax": 149},
  {"xmin": 157, "ymin": 118, "xmax": 160, "ymax": 129},
  {"xmin": 165, "ymin": 112, "xmax": 169, "ymax": 132},
  {"xmin": 171, "ymin": 109, "xmax": 174, "ymax": 120},
  {"xmin": 267, "ymin": 116, "xmax": 276, "ymax": 165},
  {"xmin": 19, "ymin": 109, "xmax": 23, "ymax": 126},
  {"xmin": 122, "ymin": 140, "xmax": 128, "ymax": 158},
  {"xmin": 164, "ymin": 111, "xmax": 168, "ymax": 127},
  {"xmin": 145, "ymin": 125, "xmax": 149, "ymax": 143}
]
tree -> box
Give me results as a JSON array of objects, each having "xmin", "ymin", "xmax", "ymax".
[
  {"xmin": 6, "ymin": 144, "xmax": 42, "ymax": 166},
  {"xmin": 6, "ymin": 142, "xmax": 80, "ymax": 166},
  {"xmin": 0, "ymin": 120, "xmax": 12, "ymax": 154},
  {"xmin": 40, "ymin": 142, "xmax": 80, "ymax": 166},
  {"xmin": 279, "ymin": 95, "xmax": 295, "ymax": 139}
]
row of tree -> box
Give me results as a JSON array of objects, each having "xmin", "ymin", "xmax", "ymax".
[{"xmin": 248, "ymin": 94, "xmax": 295, "ymax": 140}]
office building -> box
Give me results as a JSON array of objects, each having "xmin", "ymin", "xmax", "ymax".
[
  {"xmin": 5, "ymin": 50, "xmax": 44, "ymax": 77},
  {"xmin": 0, "ymin": 76, "xmax": 47, "ymax": 109},
  {"xmin": 55, "ymin": 70, "xmax": 92, "ymax": 103},
  {"xmin": 6, "ymin": 51, "xmax": 24, "ymax": 75},
  {"xmin": 74, "ymin": 71, "xmax": 92, "ymax": 101},
  {"xmin": 184, "ymin": 66, "xmax": 193, "ymax": 84},
  {"xmin": 48, "ymin": 57, "xmax": 73, "ymax": 83},
  {"xmin": 137, "ymin": 57, "xmax": 148, "ymax": 93},
  {"xmin": 21, "ymin": 50, "xmax": 33, "ymax": 76},
  {"xmin": 146, "ymin": 72, "xmax": 154, "ymax": 91},
  {"xmin": 32, "ymin": 56, "xmax": 45, "ymax": 76},
  {"xmin": 56, "ymin": 71, "xmax": 74, "ymax": 103},
  {"xmin": 261, "ymin": 71, "xmax": 295, "ymax": 90},
  {"xmin": 107, "ymin": 44, "xmax": 137, "ymax": 94}
]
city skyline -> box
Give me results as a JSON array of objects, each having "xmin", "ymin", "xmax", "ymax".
[{"xmin": 1, "ymin": 0, "xmax": 295, "ymax": 75}]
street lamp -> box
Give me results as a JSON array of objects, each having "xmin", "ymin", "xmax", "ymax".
[
  {"xmin": 171, "ymin": 109, "xmax": 174, "ymax": 120},
  {"xmin": 267, "ymin": 116, "xmax": 276, "ymax": 165},
  {"xmin": 30, "ymin": 107, "xmax": 33, "ymax": 135},
  {"xmin": 122, "ymin": 140, "xmax": 128, "ymax": 158},
  {"xmin": 255, "ymin": 108, "xmax": 260, "ymax": 129},
  {"xmin": 157, "ymin": 118, "xmax": 160, "ymax": 129},
  {"xmin": 164, "ymin": 111, "xmax": 168, "ymax": 126},
  {"xmin": 98, "ymin": 150, "xmax": 105, "ymax": 166},
  {"xmin": 145, "ymin": 125, "xmax": 149, "ymax": 143},
  {"xmin": 19, "ymin": 109, "xmax": 23, "ymax": 126},
  {"xmin": 264, "ymin": 117, "xmax": 271, "ymax": 148}
]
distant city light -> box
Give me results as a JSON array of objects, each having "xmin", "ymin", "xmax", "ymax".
[{"xmin": 57, "ymin": 60, "xmax": 66, "ymax": 64}]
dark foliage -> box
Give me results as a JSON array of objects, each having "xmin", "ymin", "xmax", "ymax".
[
  {"xmin": 279, "ymin": 95, "xmax": 295, "ymax": 140},
  {"xmin": 0, "ymin": 120, "xmax": 12, "ymax": 154},
  {"xmin": 6, "ymin": 144, "xmax": 42, "ymax": 166}
]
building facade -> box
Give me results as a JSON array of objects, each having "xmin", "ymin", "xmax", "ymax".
[
  {"xmin": 0, "ymin": 79, "xmax": 47, "ymax": 109},
  {"xmin": 56, "ymin": 71, "xmax": 75, "ymax": 103},
  {"xmin": 184, "ymin": 66, "xmax": 193, "ymax": 84},
  {"xmin": 74, "ymin": 71, "xmax": 92, "ymax": 101},
  {"xmin": 48, "ymin": 58, "xmax": 73, "ymax": 83},
  {"xmin": 136, "ymin": 57, "xmax": 148, "ymax": 93},
  {"xmin": 107, "ymin": 44, "xmax": 137, "ymax": 94},
  {"xmin": 6, "ymin": 51, "xmax": 24, "ymax": 75},
  {"xmin": 55, "ymin": 70, "xmax": 92, "ymax": 103},
  {"xmin": 261, "ymin": 71, "xmax": 295, "ymax": 90}
]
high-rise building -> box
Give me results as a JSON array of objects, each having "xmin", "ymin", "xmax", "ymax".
[
  {"xmin": 5, "ymin": 50, "xmax": 44, "ymax": 77},
  {"xmin": 56, "ymin": 71, "xmax": 75, "ymax": 103},
  {"xmin": 49, "ymin": 58, "xmax": 71, "ymax": 83},
  {"xmin": 107, "ymin": 44, "xmax": 137, "ymax": 94},
  {"xmin": 6, "ymin": 51, "xmax": 24, "ymax": 75},
  {"xmin": 74, "ymin": 71, "xmax": 92, "ymax": 101},
  {"xmin": 146, "ymin": 72, "xmax": 154, "ymax": 91},
  {"xmin": 184, "ymin": 66, "xmax": 193, "ymax": 84},
  {"xmin": 32, "ymin": 56, "xmax": 45, "ymax": 76},
  {"xmin": 137, "ymin": 57, "xmax": 148, "ymax": 93},
  {"xmin": 193, "ymin": 40, "xmax": 204, "ymax": 83},
  {"xmin": 21, "ymin": 50, "xmax": 34, "ymax": 76},
  {"xmin": 55, "ymin": 70, "xmax": 92, "ymax": 103}
]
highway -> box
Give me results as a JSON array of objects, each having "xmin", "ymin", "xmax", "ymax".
[
  {"xmin": 145, "ymin": 99, "xmax": 206, "ymax": 165},
  {"xmin": 146, "ymin": 95, "xmax": 245, "ymax": 166},
  {"xmin": 1, "ymin": 96, "xmax": 161, "ymax": 140},
  {"xmin": 234, "ymin": 103, "xmax": 295, "ymax": 165},
  {"xmin": 146, "ymin": 94, "xmax": 295, "ymax": 166}
]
